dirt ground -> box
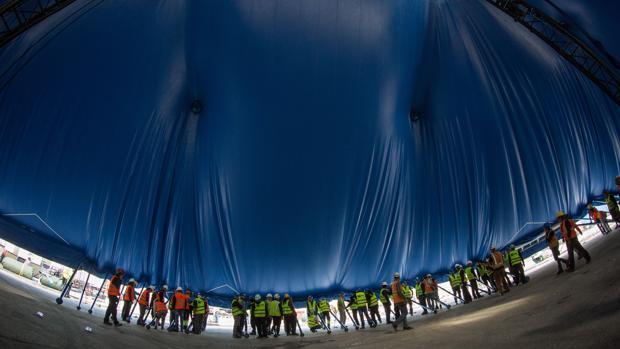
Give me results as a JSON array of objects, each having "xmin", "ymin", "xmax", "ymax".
[{"xmin": 1, "ymin": 229, "xmax": 619, "ymax": 349}]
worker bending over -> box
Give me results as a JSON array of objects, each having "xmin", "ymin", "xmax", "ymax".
[
  {"xmin": 366, "ymin": 289, "xmax": 381, "ymax": 324},
  {"xmin": 306, "ymin": 296, "xmax": 322, "ymax": 332},
  {"xmin": 355, "ymin": 289, "xmax": 376, "ymax": 328},
  {"xmin": 151, "ymin": 285, "xmax": 168, "ymax": 330},
  {"xmin": 121, "ymin": 278, "xmax": 137, "ymax": 322},
  {"xmin": 137, "ymin": 285, "xmax": 153, "ymax": 326}
]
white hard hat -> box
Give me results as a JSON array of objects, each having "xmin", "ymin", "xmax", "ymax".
[
  {"xmin": 490, "ymin": 246, "xmax": 496, "ymax": 250},
  {"xmin": 148, "ymin": 285, "xmax": 155, "ymax": 290},
  {"xmin": 255, "ymin": 294, "xmax": 261, "ymax": 300},
  {"xmin": 426, "ymin": 274, "xmax": 431, "ymax": 277},
  {"xmin": 176, "ymin": 287, "xmax": 183, "ymax": 292},
  {"xmin": 382, "ymin": 281, "xmax": 388, "ymax": 286},
  {"xmin": 267, "ymin": 293, "xmax": 273, "ymax": 298},
  {"xmin": 510, "ymin": 244, "xmax": 516, "ymax": 249},
  {"xmin": 128, "ymin": 278, "xmax": 136, "ymax": 284},
  {"xmin": 162, "ymin": 285, "xmax": 168, "ymax": 290},
  {"xmin": 394, "ymin": 272, "xmax": 400, "ymax": 278},
  {"xmin": 274, "ymin": 293, "xmax": 280, "ymax": 299},
  {"xmin": 467, "ymin": 260, "xmax": 473, "ymax": 265}
]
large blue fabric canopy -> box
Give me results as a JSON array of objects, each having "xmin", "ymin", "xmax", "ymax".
[{"xmin": 1, "ymin": 0, "xmax": 619, "ymax": 303}]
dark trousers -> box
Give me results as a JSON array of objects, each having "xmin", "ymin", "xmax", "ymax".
[
  {"xmin": 419, "ymin": 294, "xmax": 428, "ymax": 313},
  {"xmin": 452, "ymin": 287, "xmax": 461, "ymax": 303},
  {"xmin": 406, "ymin": 299, "xmax": 413, "ymax": 315},
  {"xmin": 266, "ymin": 316, "xmax": 272, "ymax": 332},
  {"xmin": 550, "ymin": 245, "xmax": 568, "ymax": 272},
  {"xmin": 512, "ymin": 263, "xmax": 527, "ymax": 284},
  {"xmin": 369, "ymin": 305, "xmax": 381, "ymax": 323},
  {"xmin": 121, "ymin": 300, "xmax": 131, "ymax": 321},
  {"xmin": 250, "ymin": 316, "xmax": 256, "ymax": 334},
  {"xmin": 104, "ymin": 296, "xmax": 119, "ymax": 323},
  {"xmin": 233, "ymin": 315, "xmax": 243, "ymax": 338},
  {"xmin": 284, "ymin": 314, "xmax": 296, "ymax": 335},
  {"xmin": 193, "ymin": 314, "xmax": 204, "ymax": 334},
  {"xmin": 271, "ymin": 316, "xmax": 282, "ymax": 335},
  {"xmin": 138, "ymin": 304, "xmax": 147, "ymax": 324},
  {"xmin": 393, "ymin": 302, "xmax": 408, "ymax": 329},
  {"xmin": 470, "ymin": 279, "xmax": 482, "ymax": 298},
  {"xmin": 321, "ymin": 311, "xmax": 331, "ymax": 327},
  {"xmin": 255, "ymin": 317, "xmax": 268, "ymax": 337},
  {"xmin": 357, "ymin": 306, "xmax": 372, "ymax": 328},
  {"xmin": 382, "ymin": 303, "xmax": 392, "ymax": 323},
  {"xmin": 461, "ymin": 284, "xmax": 472, "ymax": 303},
  {"xmin": 351, "ymin": 308, "xmax": 359, "ymax": 325},
  {"xmin": 567, "ymin": 237, "xmax": 591, "ymax": 270}
]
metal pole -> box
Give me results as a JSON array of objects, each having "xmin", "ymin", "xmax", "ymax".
[
  {"xmin": 88, "ymin": 274, "xmax": 108, "ymax": 314},
  {"xmin": 56, "ymin": 266, "xmax": 80, "ymax": 304},
  {"xmin": 76, "ymin": 272, "xmax": 91, "ymax": 310},
  {"xmin": 437, "ymin": 283, "xmax": 464, "ymax": 303}
]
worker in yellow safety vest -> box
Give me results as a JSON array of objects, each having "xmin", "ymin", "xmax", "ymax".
[
  {"xmin": 379, "ymin": 282, "xmax": 392, "ymax": 324},
  {"xmin": 252, "ymin": 294, "xmax": 268, "ymax": 338},
  {"xmin": 402, "ymin": 281, "xmax": 413, "ymax": 316},
  {"xmin": 269, "ymin": 293, "xmax": 283, "ymax": 337},
  {"xmin": 355, "ymin": 289, "xmax": 375, "ymax": 328},
  {"xmin": 306, "ymin": 296, "xmax": 321, "ymax": 332},
  {"xmin": 365, "ymin": 289, "xmax": 381, "ymax": 324}
]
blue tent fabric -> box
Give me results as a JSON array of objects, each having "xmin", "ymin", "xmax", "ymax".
[{"xmin": 0, "ymin": 0, "xmax": 619, "ymax": 304}]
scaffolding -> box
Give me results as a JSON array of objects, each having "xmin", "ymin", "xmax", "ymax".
[
  {"xmin": 485, "ymin": 0, "xmax": 620, "ymax": 107},
  {"xmin": 0, "ymin": 0, "xmax": 76, "ymax": 47}
]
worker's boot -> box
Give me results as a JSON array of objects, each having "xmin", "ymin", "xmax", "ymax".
[{"xmin": 103, "ymin": 319, "xmax": 112, "ymax": 326}]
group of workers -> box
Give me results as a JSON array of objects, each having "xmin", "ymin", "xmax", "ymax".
[
  {"xmin": 101, "ymin": 177, "xmax": 620, "ymax": 339},
  {"xmin": 103, "ymin": 271, "xmax": 209, "ymax": 335}
]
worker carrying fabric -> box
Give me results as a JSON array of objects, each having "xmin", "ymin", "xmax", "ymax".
[
  {"xmin": 401, "ymin": 281, "xmax": 413, "ymax": 316},
  {"xmin": 588, "ymin": 203, "xmax": 611, "ymax": 235},
  {"xmin": 103, "ymin": 268, "xmax": 124, "ymax": 326},
  {"xmin": 557, "ymin": 211, "xmax": 592, "ymax": 271},
  {"xmin": 347, "ymin": 293, "xmax": 359, "ymax": 326},
  {"xmin": 379, "ymin": 282, "xmax": 392, "ymax": 324},
  {"xmin": 151, "ymin": 285, "xmax": 168, "ymax": 330},
  {"xmin": 366, "ymin": 289, "xmax": 381, "ymax": 324},
  {"xmin": 390, "ymin": 272, "xmax": 412, "ymax": 331},
  {"xmin": 252, "ymin": 294, "xmax": 269, "ymax": 338},
  {"xmin": 269, "ymin": 293, "xmax": 283, "ymax": 337},
  {"xmin": 355, "ymin": 288, "xmax": 375, "ymax": 328},
  {"xmin": 455, "ymin": 264, "xmax": 472, "ymax": 304},
  {"xmin": 543, "ymin": 224, "xmax": 568, "ymax": 274},
  {"xmin": 191, "ymin": 293, "xmax": 207, "ymax": 334},
  {"xmin": 282, "ymin": 293, "xmax": 298, "ymax": 336},
  {"xmin": 168, "ymin": 287, "xmax": 187, "ymax": 332},
  {"xmin": 604, "ymin": 191, "xmax": 620, "ymax": 228},
  {"xmin": 137, "ymin": 285, "xmax": 154, "ymax": 326},
  {"xmin": 120, "ymin": 278, "xmax": 137, "ymax": 322},
  {"xmin": 490, "ymin": 247, "xmax": 510, "ymax": 295},
  {"xmin": 306, "ymin": 295, "xmax": 322, "ymax": 332},
  {"xmin": 464, "ymin": 262, "xmax": 483, "ymax": 299},
  {"xmin": 337, "ymin": 293, "xmax": 348, "ymax": 329},
  {"xmin": 507, "ymin": 245, "xmax": 527, "ymax": 285},
  {"xmin": 231, "ymin": 294, "xmax": 246, "ymax": 338},
  {"xmin": 318, "ymin": 297, "xmax": 331, "ymax": 328},
  {"xmin": 448, "ymin": 267, "xmax": 463, "ymax": 304}
]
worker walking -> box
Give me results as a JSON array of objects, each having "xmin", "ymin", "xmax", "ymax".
[
  {"xmin": 252, "ymin": 294, "xmax": 268, "ymax": 338},
  {"xmin": 337, "ymin": 293, "xmax": 348, "ymax": 329},
  {"xmin": 402, "ymin": 281, "xmax": 413, "ymax": 316},
  {"xmin": 507, "ymin": 245, "xmax": 527, "ymax": 285},
  {"xmin": 379, "ymin": 282, "xmax": 392, "ymax": 324},
  {"xmin": 604, "ymin": 191, "xmax": 620, "ymax": 227},
  {"xmin": 192, "ymin": 293, "xmax": 207, "ymax": 334},
  {"xmin": 490, "ymin": 247, "xmax": 510, "ymax": 295},
  {"xmin": 103, "ymin": 268, "xmax": 124, "ymax": 326},
  {"xmin": 183, "ymin": 289, "xmax": 192, "ymax": 331},
  {"xmin": 282, "ymin": 294, "xmax": 298, "ymax": 336},
  {"xmin": 121, "ymin": 278, "xmax": 137, "ymax": 322},
  {"xmin": 231, "ymin": 294, "xmax": 246, "ymax": 338},
  {"xmin": 265, "ymin": 294, "xmax": 273, "ymax": 333},
  {"xmin": 588, "ymin": 203, "xmax": 611, "ymax": 235},
  {"xmin": 270, "ymin": 293, "xmax": 283, "ymax": 337},
  {"xmin": 366, "ymin": 289, "xmax": 381, "ymax": 324},
  {"xmin": 557, "ymin": 211, "xmax": 592, "ymax": 271},
  {"xmin": 390, "ymin": 272, "xmax": 412, "ymax": 331},
  {"xmin": 355, "ymin": 289, "xmax": 375, "ymax": 328},
  {"xmin": 544, "ymin": 224, "xmax": 568, "ymax": 274},
  {"xmin": 137, "ymin": 285, "xmax": 153, "ymax": 326},
  {"xmin": 415, "ymin": 278, "xmax": 426, "ymax": 314},
  {"xmin": 448, "ymin": 267, "xmax": 462, "ymax": 303}
]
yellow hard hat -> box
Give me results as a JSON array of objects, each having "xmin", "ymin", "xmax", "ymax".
[{"xmin": 555, "ymin": 210, "xmax": 566, "ymax": 218}]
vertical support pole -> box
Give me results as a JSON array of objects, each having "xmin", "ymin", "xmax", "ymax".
[
  {"xmin": 88, "ymin": 274, "xmax": 108, "ymax": 314},
  {"xmin": 128, "ymin": 282, "xmax": 144, "ymax": 322},
  {"xmin": 76, "ymin": 272, "xmax": 91, "ymax": 310},
  {"xmin": 56, "ymin": 266, "xmax": 79, "ymax": 304}
]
